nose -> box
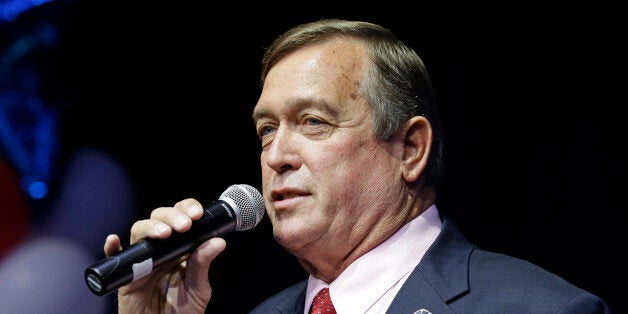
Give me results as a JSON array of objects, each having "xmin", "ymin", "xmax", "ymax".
[{"xmin": 263, "ymin": 126, "xmax": 302, "ymax": 174}]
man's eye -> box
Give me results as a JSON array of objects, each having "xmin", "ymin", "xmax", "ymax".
[
  {"xmin": 306, "ymin": 117, "xmax": 322, "ymax": 126},
  {"xmin": 259, "ymin": 126, "xmax": 276, "ymax": 136}
]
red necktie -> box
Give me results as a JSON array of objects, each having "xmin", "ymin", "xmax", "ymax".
[{"xmin": 309, "ymin": 287, "xmax": 337, "ymax": 314}]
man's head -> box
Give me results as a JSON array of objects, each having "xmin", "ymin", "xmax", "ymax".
[
  {"xmin": 260, "ymin": 19, "xmax": 444, "ymax": 186},
  {"xmin": 252, "ymin": 19, "xmax": 442, "ymax": 281}
]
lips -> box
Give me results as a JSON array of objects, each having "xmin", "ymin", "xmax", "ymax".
[
  {"xmin": 270, "ymin": 187, "xmax": 309, "ymax": 201},
  {"xmin": 270, "ymin": 187, "xmax": 310, "ymax": 211}
]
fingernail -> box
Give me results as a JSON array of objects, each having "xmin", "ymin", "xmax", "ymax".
[
  {"xmin": 187, "ymin": 204, "xmax": 203, "ymax": 216},
  {"xmin": 176, "ymin": 215, "xmax": 190, "ymax": 228},
  {"xmin": 155, "ymin": 223, "xmax": 169, "ymax": 234}
]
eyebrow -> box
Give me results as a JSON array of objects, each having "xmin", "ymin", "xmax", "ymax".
[
  {"xmin": 251, "ymin": 106, "xmax": 270, "ymax": 125},
  {"xmin": 252, "ymin": 98, "xmax": 339, "ymax": 125}
]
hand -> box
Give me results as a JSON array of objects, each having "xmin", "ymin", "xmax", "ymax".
[{"xmin": 103, "ymin": 198, "xmax": 227, "ymax": 314}]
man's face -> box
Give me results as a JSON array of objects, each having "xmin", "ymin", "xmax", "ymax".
[{"xmin": 253, "ymin": 39, "xmax": 403, "ymax": 260}]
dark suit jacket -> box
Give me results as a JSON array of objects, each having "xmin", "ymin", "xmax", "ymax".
[{"xmin": 250, "ymin": 217, "xmax": 610, "ymax": 313}]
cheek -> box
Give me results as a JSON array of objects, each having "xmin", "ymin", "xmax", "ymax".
[
  {"xmin": 320, "ymin": 138, "xmax": 384, "ymax": 176},
  {"xmin": 260, "ymin": 158, "xmax": 274, "ymax": 205},
  {"xmin": 260, "ymin": 160, "xmax": 272, "ymax": 179},
  {"xmin": 312, "ymin": 142, "xmax": 381, "ymax": 199},
  {"xmin": 329, "ymin": 142, "xmax": 398, "ymax": 196},
  {"xmin": 260, "ymin": 155, "xmax": 273, "ymax": 180}
]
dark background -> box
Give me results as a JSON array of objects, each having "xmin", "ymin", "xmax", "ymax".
[{"xmin": 2, "ymin": 1, "xmax": 625, "ymax": 313}]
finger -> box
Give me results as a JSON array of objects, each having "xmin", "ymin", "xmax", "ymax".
[
  {"xmin": 129, "ymin": 218, "xmax": 172, "ymax": 244},
  {"xmin": 186, "ymin": 237, "xmax": 227, "ymax": 295},
  {"xmin": 127, "ymin": 199, "xmax": 202, "ymax": 244},
  {"xmin": 148, "ymin": 199, "xmax": 203, "ymax": 234},
  {"xmin": 189, "ymin": 237, "xmax": 227, "ymax": 269},
  {"xmin": 103, "ymin": 234, "xmax": 122, "ymax": 257},
  {"xmin": 173, "ymin": 198, "xmax": 205, "ymax": 220}
]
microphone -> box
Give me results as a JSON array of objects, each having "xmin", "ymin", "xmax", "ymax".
[{"xmin": 84, "ymin": 184, "xmax": 265, "ymax": 296}]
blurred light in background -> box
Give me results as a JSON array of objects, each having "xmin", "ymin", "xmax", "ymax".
[{"xmin": 1, "ymin": 0, "xmax": 54, "ymax": 24}]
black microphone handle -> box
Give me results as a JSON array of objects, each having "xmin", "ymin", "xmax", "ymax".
[{"xmin": 85, "ymin": 200, "xmax": 237, "ymax": 296}]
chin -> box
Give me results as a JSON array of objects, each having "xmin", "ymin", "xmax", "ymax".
[{"xmin": 273, "ymin": 225, "xmax": 309, "ymax": 252}]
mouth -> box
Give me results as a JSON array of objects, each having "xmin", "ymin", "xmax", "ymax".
[
  {"xmin": 270, "ymin": 187, "xmax": 309, "ymax": 201},
  {"xmin": 269, "ymin": 187, "xmax": 310, "ymax": 211}
]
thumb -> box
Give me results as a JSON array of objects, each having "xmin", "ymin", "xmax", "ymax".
[{"xmin": 185, "ymin": 237, "xmax": 227, "ymax": 295}]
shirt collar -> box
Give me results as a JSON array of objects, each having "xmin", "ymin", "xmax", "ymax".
[{"xmin": 304, "ymin": 205, "xmax": 442, "ymax": 313}]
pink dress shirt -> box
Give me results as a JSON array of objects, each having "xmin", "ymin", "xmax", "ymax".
[{"xmin": 304, "ymin": 205, "xmax": 443, "ymax": 313}]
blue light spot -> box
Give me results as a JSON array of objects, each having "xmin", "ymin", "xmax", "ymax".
[{"xmin": 27, "ymin": 180, "xmax": 48, "ymax": 199}]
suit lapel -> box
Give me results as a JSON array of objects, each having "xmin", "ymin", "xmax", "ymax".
[
  {"xmin": 276, "ymin": 282, "xmax": 307, "ymax": 313},
  {"xmin": 386, "ymin": 217, "xmax": 474, "ymax": 313}
]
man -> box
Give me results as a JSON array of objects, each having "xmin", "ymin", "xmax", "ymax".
[{"xmin": 104, "ymin": 19, "xmax": 610, "ymax": 313}]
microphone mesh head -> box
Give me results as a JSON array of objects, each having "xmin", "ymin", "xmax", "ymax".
[{"xmin": 219, "ymin": 184, "xmax": 265, "ymax": 231}]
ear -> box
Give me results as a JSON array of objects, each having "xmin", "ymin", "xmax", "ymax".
[{"xmin": 400, "ymin": 116, "xmax": 432, "ymax": 183}]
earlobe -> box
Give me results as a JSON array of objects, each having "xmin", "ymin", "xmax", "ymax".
[{"xmin": 401, "ymin": 116, "xmax": 432, "ymax": 183}]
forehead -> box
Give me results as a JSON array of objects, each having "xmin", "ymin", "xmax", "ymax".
[
  {"xmin": 288, "ymin": 37, "xmax": 368, "ymax": 77},
  {"xmin": 253, "ymin": 39, "xmax": 369, "ymax": 120}
]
